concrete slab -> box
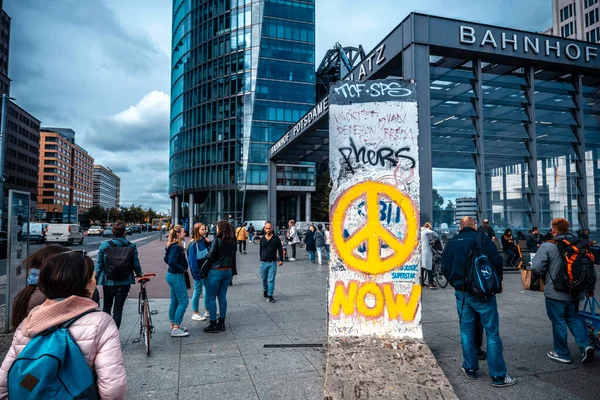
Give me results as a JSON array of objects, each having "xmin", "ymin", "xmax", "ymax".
[{"xmin": 324, "ymin": 338, "xmax": 458, "ymax": 400}]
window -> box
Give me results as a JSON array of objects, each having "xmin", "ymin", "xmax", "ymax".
[{"xmin": 585, "ymin": 0, "xmax": 599, "ymax": 8}]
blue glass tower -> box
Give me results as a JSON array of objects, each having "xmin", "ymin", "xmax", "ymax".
[{"xmin": 170, "ymin": 0, "xmax": 316, "ymax": 225}]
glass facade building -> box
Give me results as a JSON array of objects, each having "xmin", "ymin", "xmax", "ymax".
[
  {"xmin": 268, "ymin": 13, "xmax": 600, "ymax": 240},
  {"xmin": 169, "ymin": 0, "xmax": 316, "ymax": 225}
]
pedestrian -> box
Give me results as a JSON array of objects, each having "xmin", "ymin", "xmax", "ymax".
[
  {"xmin": 11, "ymin": 245, "xmax": 69, "ymax": 329},
  {"xmin": 314, "ymin": 224, "xmax": 326, "ymax": 265},
  {"xmin": 259, "ymin": 221, "xmax": 284, "ymax": 303},
  {"xmin": 441, "ymin": 216, "xmax": 515, "ymax": 387},
  {"xmin": 279, "ymin": 227, "xmax": 289, "ymax": 261},
  {"xmin": 501, "ymin": 228, "xmax": 520, "ymax": 268},
  {"xmin": 160, "ymin": 223, "xmax": 166, "ymax": 241},
  {"xmin": 235, "ymin": 223, "xmax": 248, "ymax": 254},
  {"xmin": 0, "ymin": 250, "xmax": 127, "ymax": 399},
  {"xmin": 324, "ymin": 223, "xmax": 331, "ymax": 261},
  {"xmin": 165, "ymin": 225, "xmax": 190, "ymax": 337},
  {"xmin": 526, "ymin": 227, "xmax": 540, "ymax": 252},
  {"xmin": 531, "ymin": 217, "xmax": 595, "ymax": 364},
  {"xmin": 203, "ymin": 220, "xmax": 237, "ymax": 333},
  {"xmin": 188, "ymin": 222, "xmax": 211, "ymax": 322},
  {"xmin": 477, "ymin": 219, "xmax": 496, "ymax": 239},
  {"xmin": 247, "ymin": 223, "xmax": 256, "ymax": 241},
  {"xmin": 420, "ymin": 222, "xmax": 439, "ymax": 289},
  {"xmin": 287, "ymin": 220, "xmax": 300, "ymax": 261},
  {"xmin": 95, "ymin": 220, "xmax": 143, "ymax": 329},
  {"xmin": 305, "ymin": 225, "xmax": 316, "ymax": 263}
]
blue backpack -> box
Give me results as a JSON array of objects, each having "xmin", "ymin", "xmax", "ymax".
[
  {"xmin": 465, "ymin": 232, "xmax": 502, "ymax": 297},
  {"xmin": 8, "ymin": 310, "xmax": 99, "ymax": 399}
]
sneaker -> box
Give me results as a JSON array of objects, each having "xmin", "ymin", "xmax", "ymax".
[
  {"xmin": 243, "ymin": 251, "xmax": 247, "ymax": 254},
  {"xmin": 267, "ymin": 296, "xmax": 276, "ymax": 303},
  {"xmin": 191, "ymin": 313, "xmax": 207, "ymax": 321},
  {"xmin": 170, "ymin": 328, "xmax": 189, "ymax": 337},
  {"xmin": 461, "ymin": 367, "xmax": 477, "ymax": 380},
  {"xmin": 203, "ymin": 311, "xmax": 210, "ymax": 319},
  {"xmin": 491, "ymin": 375, "xmax": 516, "ymax": 388},
  {"xmin": 318, "ymin": 261, "xmax": 322, "ymax": 265},
  {"xmin": 582, "ymin": 346, "xmax": 595, "ymax": 363},
  {"xmin": 547, "ymin": 351, "xmax": 572, "ymax": 364},
  {"xmin": 429, "ymin": 284, "xmax": 438, "ymax": 290},
  {"xmin": 289, "ymin": 258, "xmax": 296, "ymax": 261}
]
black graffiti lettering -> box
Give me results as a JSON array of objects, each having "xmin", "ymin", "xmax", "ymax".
[{"xmin": 338, "ymin": 138, "xmax": 416, "ymax": 174}]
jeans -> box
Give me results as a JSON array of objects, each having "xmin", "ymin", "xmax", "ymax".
[
  {"xmin": 291, "ymin": 243, "xmax": 297, "ymax": 258},
  {"xmin": 325, "ymin": 244, "xmax": 330, "ymax": 260},
  {"xmin": 191, "ymin": 278, "xmax": 207, "ymax": 313},
  {"xmin": 205, "ymin": 269, "xmax": 232, "ymax": 321},
  {"xmin": 237, "ymin": 240, "xmax": 246, "ymax": 253},
  {"xmin": 260, "ymin": 261, "xmax": 278, "ymax": 296},
  {"xmin": 249, "ymin": 233, "xmax": 254, "ymax": 241},
  {"xmin": 308, "ymin": 250, "xmax": 316, "ymax": 262},
  {"xmin": 420, "ymin": 268, "xmax": 434, "ymax": 285},
  {"xmin": 505, "ymin": 247, "xmax": 519, "ymax": 266},
  {"xmin": 103, "ymin": 285, "xmax": 130, "ymax": 329},
  {"xmin": 316, "ymin": 247, "xmax": 324, "ymax": 264},
  {"xmin": 545, "ymin": 297, "xmax": 591, "ymax": 359},
  {"xmin": 455, "ymin": 291, "xmax": 507, "ymax": 377},
  {"xmin": 166, "ymin": 272, "xmax": 189, "ymax": 326}
]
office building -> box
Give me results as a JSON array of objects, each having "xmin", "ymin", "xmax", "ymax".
[
  {"xmin": 269, "ymin": 13, "xmax": 600, "ymax": 241},
  {"xmin": 546, "ymin": 0, "xmax": 600, "ymax": 42},
  {"xmin": 169, "ymin": 0, "xmax": 316, "ymax": 226},
  {"xmin": 454, "ymin": 197, "xmax": 478, "ymax": 226},
  {"xmin": 93, "ymin": 165, "xmax": 120, "ymax": 209},
  {"xmin": 0, "ymin": 0, "xmax": 10, "ymax": 95},
  {"xmin": 37, "ymin": 128, "xmax": 94, "ymax": 222}
]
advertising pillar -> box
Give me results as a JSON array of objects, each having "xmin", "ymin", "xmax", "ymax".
[{"xmin": 328, "ymin": 79, "xmax": 421, "ymax": 339}]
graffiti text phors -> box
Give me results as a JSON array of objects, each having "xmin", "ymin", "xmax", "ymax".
[{"xmin": 330, "ymin": 280, "xmax": 421, "ymax": 321}]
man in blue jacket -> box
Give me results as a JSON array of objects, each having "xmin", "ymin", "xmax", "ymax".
[
  {"xmin": 441, "ymin": 216, "xmax": 515, "ymax": 388},
  {"xmin": 95, "ymin": 221, "xmax": 143, "ymax": 328}
]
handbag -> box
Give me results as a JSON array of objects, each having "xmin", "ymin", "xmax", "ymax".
[
  {"xmin": 520, "ymin": 268, "xmax": 545, "ymax": 291},
  {"xmin": 577, "ymin": 296, "xmax": 600, "ymax": 349},
  {"xmin": 184, "ymin": 270, "xmax": 192, "ymax": 290},
  {"xmin": 200, "ymin": 238, "xmax": 217, "ymax": 279}
]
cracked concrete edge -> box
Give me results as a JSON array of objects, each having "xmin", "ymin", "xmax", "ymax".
[{"xmin": 323, "ymin": 337, "xmax": 458, "ymax": 400}]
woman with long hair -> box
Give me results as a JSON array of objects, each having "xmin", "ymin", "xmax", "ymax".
[
  {"xmin": 165, "ymin": 225, "xmax": 190, "ymax": 337},
  {"xmin": 188, "ymin": 222, "xmax": 211, "ymax": 321},
  {"xmin": 0, "ymin": 250, "xmax": 126, "ymax": 398},
  {"xmin": 203, "ymin": 220, "xmax": 236, "ymax": 333},
  {"xmin": 11, "ymin": 245, "xmax": 69, "ymax": 328}
]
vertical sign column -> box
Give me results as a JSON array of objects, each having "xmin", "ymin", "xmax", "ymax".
[{"xmin": 328, "ymin": 80, "xmax": 422, "ymax": 339}]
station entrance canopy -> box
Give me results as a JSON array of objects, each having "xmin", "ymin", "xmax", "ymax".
[{"xmin": 268, "ymin": 12, "xmax": 600, "ymax": 233}]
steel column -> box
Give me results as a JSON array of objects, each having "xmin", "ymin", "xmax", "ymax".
[
  {"xmin": 188, "ymin": 193, "xmax": 195, "ymax": 229},
  {"xmin": 471, "ymin": 58, "xmax": 487, "ymax": 224},
  {"xmin": 174, "ymin": 195, "xmax": 180, "ymax": 226},
  {"xmin": 571, "ymin": 73, "xmax": 588, "ymax": 230},
  {"xmin": 524, "ymin": 66, "xmax": 539, "ymax": 228},
  {"xmin": 305, "ymin": 192, "xmax": 312, "ymax": 222},
  {"xmin": 267, "ymin": 159, "xmax": 277, "ymax": 225},
  {"xmin": 402, "ymin": 43, "xmax": 433, "ymax": 223},
  {"xmin": 296, "ymin": 194, "xmax": 301, "ymax": 221}
]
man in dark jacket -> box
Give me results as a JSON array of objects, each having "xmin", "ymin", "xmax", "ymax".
[
  {"xmin": 441, "ymin": 216, "xmax": 515, "ymax": 387},
  {"xmin": 531, "ymin": 217, "xmax": 595, "ymax": 364},
  {"xmin": 477, "ymin": 219, "xmax": 496, "ymax": 239},
  {"xmin": 526, "ymin": 227, "xmax": 540, "ymax": 252}
]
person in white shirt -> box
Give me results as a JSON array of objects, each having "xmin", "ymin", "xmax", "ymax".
[{"xmin": 287, "ymin": 220, "xmax": 301, "ymax": 261}]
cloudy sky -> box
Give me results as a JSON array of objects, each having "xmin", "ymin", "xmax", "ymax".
[{"xmin": 5, "ymin": 0, "xmax": 551, "ymax": 212}]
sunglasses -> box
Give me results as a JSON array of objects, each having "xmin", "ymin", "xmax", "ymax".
[{"xmin": 59, "ymin": 249, "xmax": 88, "ymax": 259}]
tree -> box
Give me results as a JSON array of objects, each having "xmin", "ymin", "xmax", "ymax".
[
  {"xmin": 312, "ymin": 169, "xmax": 332, "ymax": 222},
  {"xmin": 87, "ymin": 205, "xmax": 105, "ymax": 223},
  {"xmin": 432, "ymin": 189, "xmax": 444, "ymax": 210},
  {"xmin": 442, "ymin": 200, "xmax": 455, "ymax": 226}
]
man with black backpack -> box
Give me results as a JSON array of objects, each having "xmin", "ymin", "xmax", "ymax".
[
  {"xmin": 441, "ymin": 216, "xmax": 516, "ymax": 388},
  {"xmin": 531, "ymin": 217, "xmax": 596, "ymax": 364},
  {"xmin": 95, "ymin": 220, "xmax": 143, "ymax": 328}
]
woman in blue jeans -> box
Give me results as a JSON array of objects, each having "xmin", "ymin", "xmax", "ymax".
[
  {"xmin": 165, "ymin": 225, "xmax": 189, "ymax": 337},
  {"xmin": 203, "ymin": 220, "xmax": 237, "ymax": 333},
  {"xmin": 188, "ymin": 222, "xmax": 211, "ymax": 321}
]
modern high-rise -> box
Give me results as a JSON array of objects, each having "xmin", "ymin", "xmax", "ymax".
[
  {"xmin": 546, "ymin": 0, "xmax": 600, "ymax": 42},
  {"xmin": 37, "ymin": 128, "xmax": 94, "ymax": 222},
  {"xmin": 169, "ymin": 0, "xmax": 316, "ymax": 226},
  {"xmin": 93, "ymin": 165, "xmax": 120, "ymax": 209}
]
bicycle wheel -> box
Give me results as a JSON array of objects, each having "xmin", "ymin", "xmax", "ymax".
[
  {"xmin": 434, "ymin": 263, "xmax": 448, "ymax": 288},
  {"xmin": 142, "ymin": 301, "xmax": 151, "ymax": 356},
  {"xmin": 253, "ymin": 236, "xmax": 261, "ymax": 245}
]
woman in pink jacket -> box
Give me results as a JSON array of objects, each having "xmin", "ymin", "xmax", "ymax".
[{"xmin": 0, "ymin": 250, "xmax": 126, "ymax": 399}]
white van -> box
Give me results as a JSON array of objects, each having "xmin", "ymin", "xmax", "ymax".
[
  {"xmin": 21, "ymin": 222, "xmax": 47, "ymax": 243},
  {"xmin": 45, "ymin": 224, "xmax": 84, "ymax": 245}
]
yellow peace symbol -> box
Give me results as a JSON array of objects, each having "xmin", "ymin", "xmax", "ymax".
[{"xmin": 331, "ymin": 181, "xmax": 418, "ymax": 275}]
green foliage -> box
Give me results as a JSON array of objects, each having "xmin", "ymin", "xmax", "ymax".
[
  {"xmin": 312, "ymin": 169, "xmax": 331, "ymax": 222},
  {"xmin": 432, "ymin": 189, "xmax": 444, "ymax": 210}
]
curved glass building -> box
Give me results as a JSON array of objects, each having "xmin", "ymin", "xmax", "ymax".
[{"xmin": 170, "ymin": 0, "xmax": 316, "ymax": 227}]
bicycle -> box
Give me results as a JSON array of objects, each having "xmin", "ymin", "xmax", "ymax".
[
  {"xmin": 432, "ymin": 259, "xmax": 448, "ymax": 288},
  {"xmin": 132, "ymin": 273, "xmax": 157, "ymax": 356}
]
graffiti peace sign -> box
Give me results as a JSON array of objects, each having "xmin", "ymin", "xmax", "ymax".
[{"xmin": 331, "ymin": 181, "xmax": 418, "ymax": 275}]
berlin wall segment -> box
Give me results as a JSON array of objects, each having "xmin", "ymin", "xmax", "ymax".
[{"xmin": 328, "ymin": 79, "xmax": 422, "ymax": 340}]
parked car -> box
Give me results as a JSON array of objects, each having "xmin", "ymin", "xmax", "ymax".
[
  {"xmin": 102, "ymin": 228, "xmax": 114, "ymax": 238},
  {"xmin": 45, "ymin": 224, "xmax": 84, "ymax": 245},
  {"xmin": 87, "ymin": 225, "xmax": 104, "ymax": 236},
  {"xmin": 21, "ymin": 222, "xmax": 47, "ymax": 243}
]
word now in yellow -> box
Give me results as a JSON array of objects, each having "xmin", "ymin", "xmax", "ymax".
[{"xmin": 330, "ymin": 280, "xmax": 421, "ymax": 321}]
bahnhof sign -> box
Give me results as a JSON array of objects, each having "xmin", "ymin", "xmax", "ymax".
[{"xmin": 268, "ymin": 13, "xmax": 600, "ymax": 239}]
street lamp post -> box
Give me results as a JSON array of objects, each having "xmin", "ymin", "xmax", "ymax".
[{"xmin": 0, "ymin": 94, "xmax": 16, "ymax": 231}]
